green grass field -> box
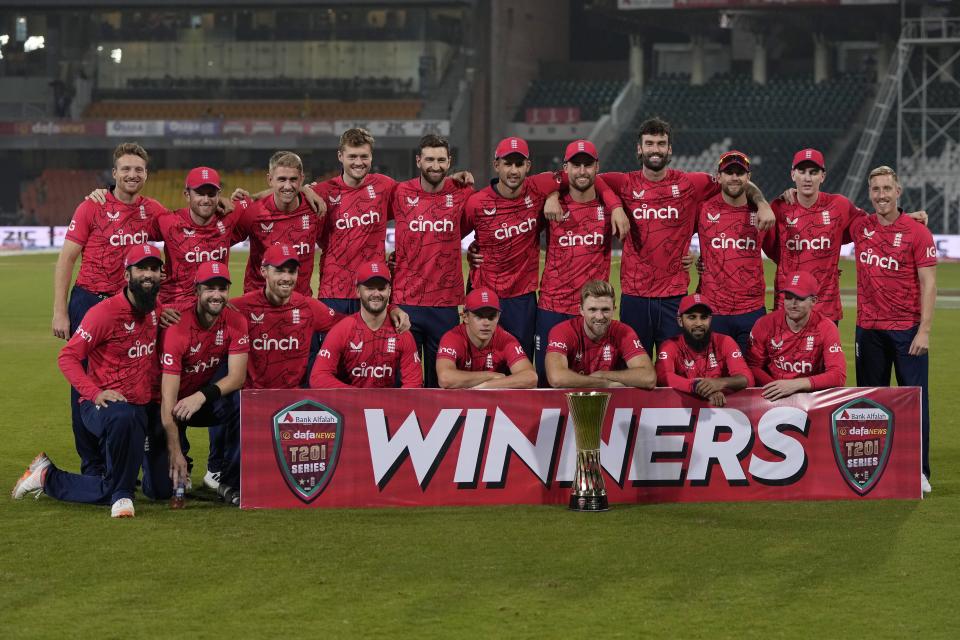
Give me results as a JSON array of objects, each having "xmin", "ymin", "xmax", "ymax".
[{"xmin": 2, "ymin": 252, "xmax": 959, "ymax": 638}]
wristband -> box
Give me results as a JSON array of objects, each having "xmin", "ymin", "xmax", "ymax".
[{"xmin": 200, "ymin": 384, "xmax": 222, "ymax": 404}]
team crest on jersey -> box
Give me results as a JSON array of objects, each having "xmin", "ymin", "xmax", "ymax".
[
  {"xmin": 483, "ymin": 207, "xmax": 497, "ymax": 216},
  {"xmin": 597, "ymin": 206, "xmax": 605, "ymax": 220},
  {"xmin": 708, "ymin": 353, "xmax": 718, "ymax": 369},
  {"xmin": 260, "ymin": 222, "xmax": 274, "ymax": 233},
  {"xmin": 524, "ymin": 196, "xmax": 533, "ymax": 209},
  {"xmin": 367, "ymin": 185, "xmax": 377, "ymax": 199},
  {"xmin": 805, "ymin": 336, "xmax": 815, "ymax": 351},
  {"xmin": 671, "ymin": 185, "xmax": 681, "ymax": 198},
  {"xmin": 445, "ymin": 194, "xmax": 454, "ymax": 208},
  {"xmin": 328, "ymin": 194, "xmax": 342, "ymax": 205},
  {"xmin": 406, "ymin": 196, "xmax": 420, "ymax": 207},
  {"xmin": 349, "ymin": 340, "xmax": 363, "ymax": 352},
  {"xmin": 770, "ymin": 338, "xmax": 784, "ymax": 349},
  {"xmin": 151, "ymin": 311, "xmax": 158, "ymax": 326},
  {"xmin": 485, "ymin": 353, "xmax": 494, "ymax": 369},
  {"xmin": 301, "ymin": 215, "xmax": 311, "ymax": 230},
  {"xmin": 250, "ymin": 312, "xmax": 265, "ymax": 324},
  {"xmin": 216, "ymin": 329, "xmax": 224, "ymax": 346},
  {"xmin": 386, "ymin": 337, "xmax": 396, "ymax": 354},
  {"xmin": 189, "ymin": 342, "xmax": 202, "ymax": 355},
  {"xmin": 273, "ymin": 399, "xmax": 344, "ymax": 504},
  {"xmin": 106, "ymin": 211, "xmax": 120, "ymax": 221},
  {"xmin": 830, "ymin": 398, "xmax": 894, "ymax": 496},
  {"xmin": 786, "ymin": 216, "xmax": 799, "ymax": 226},
  {"xmin": 602, "ymin": 344, "xmax": 612, "ymax": 361},
  {"xmin": 216, "ymin": 220, "xmax": 226, "ymax": 235},
  {"xmin": 821, "ymin": 210, "xmax": 831, "ymax": 224},
  {"xmin": 749, "ymin": 211, "xmax": 758, "ymax": 227},
  {"xmin": 124, "ymin": 321, "xmax": 136, "ymax": 332},
  {"xmin": 707, "ymin": 212, "xmax": 721, "ymax": 223},
  {"xmin": 894, "ymin": 233, "xmax": 903, "ymax": 247},
  {"xmin": 292, "ymin": 308, "xmax": 301, "ymax": 324},
  {"xmin": 139, "ymin": 205, "xmax": 147, "ymax": 219}
]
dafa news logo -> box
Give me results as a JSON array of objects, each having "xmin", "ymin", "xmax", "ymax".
[
  {"xmin": 830, "ymin": 398, "xmax": 893, "ymax": 496},
  {"xmin": 272, "ymin": 400, "xmax": 343, "ymax": 503}
]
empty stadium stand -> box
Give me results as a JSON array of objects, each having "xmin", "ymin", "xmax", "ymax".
[
  {"xmin": 516, "ymin": 79, "xmax": 625, "ymax": 121},
  {"xmin": 84, "ymin": 99, "xmax": 423, "ymax": 120}
]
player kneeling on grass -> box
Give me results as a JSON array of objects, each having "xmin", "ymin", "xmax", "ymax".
[
  {"xmin": 435, "ymin": 287, "xmax": 537, "ymax": 389},
  {"xmin": 150, "ymin": 261, "xmax": 249, "ymax": 507},
  {"xmin": 746, "ymin": 270, "xmax": 846, "ymax": 401},
  {"xmin": 310, "ymin": 262, "xmax": 423, "ymax": 388},
  {"xmin": 13, "ymin": 245, "xmax": 167, "ymax": 518},
  {"xmin": 545, "ymin": 280, "xmax": 656, "ymax": 389},
  {"xmin": 655, "ymin": 294, "xmax": 754, "ymax": 406}
]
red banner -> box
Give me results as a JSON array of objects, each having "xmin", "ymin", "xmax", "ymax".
[{"xmin": 240, "ymin": 387, "xmax": 921, "ymax": 509}]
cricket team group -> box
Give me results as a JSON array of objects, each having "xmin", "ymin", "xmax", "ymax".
[{"xmin": 11, "ymin": 117, "xmax": 938, "ymax": 516}]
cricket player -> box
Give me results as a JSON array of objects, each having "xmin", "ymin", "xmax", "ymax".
[
  {"xmin": 746, "ymin": 270, "xmax": 846, "ymax": 401},
  {"xmin": 15, "ymin": 245, "xmax": 166, "ymax": 518},
  {"xmin": 851, "ymin": 166, "xmax": 937, "ymax": 492},
  {"xmin": 655, "ymin": 294, "xmax": 753, "ymax": 407},
  {"xmin": 535, "ymin": 139, "xmax": 613, "ymax": 385},
  {"xmin": 310, "ymin": 262, "xmax": 423, "ymax": 388},
  {"xmin": 545, "ymin": 280, "xmax": 656, "ymax": 389},
  {"xmin": 695, "ymin": 150, "xmax": 768, "ymax": 351},
  {"xmin": 52, "ymin": 143, "xmax": 166, "ymax": 475},
  {"xmin": 436, "ymin": 287, "xmax": 537, "ymax": 389}
]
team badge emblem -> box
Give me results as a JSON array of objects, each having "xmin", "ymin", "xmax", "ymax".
[
  {"xmin": 272, "ymin": 399, "xmax": 344, "ymax": 503},
  {"xmin": 830, "ymin": 398, "xmax": 894, "ymax": 496}
]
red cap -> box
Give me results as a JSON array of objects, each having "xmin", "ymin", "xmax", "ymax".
[
  {"xmin": 185, "ymin": 166, "xmax": 221, "ymax": 190},
  {"xmin": 124, "ymin": 244, "xmax": 163, "ymax": 268},
  {"xmin": 782, "ymin": 271, "xmax": 818, "ymax": 298},
  {"xmin": 194, "ymin": 261, "xmax": 231, "ymax": 284},
  {"xmin": 494, "ymin": 137, "xmax": 530, "ymax": 159},
  {"xmin": 564, "ymin": 139, "xmax": 598, "ymax": 162},
  {"xmin": 262, "ymin": 243, "xmax": 299, "ymax": 268},
  {"xmin": 464, "ymin": 287, "xmax": 501, "ymax": 312},
  {"xmin": 792, "ymin": 148, "xmax": 825, "ymax": 170},
  {"xmin": 718, "ymin": 150, "xmax": 751, "ymax": 172},
  {"xmin": 678, "ymin": 293, "xmax": 712, "ymax": 316},
  {"xmin": 355, "ymin": 261, "xmax": 392, "ymax": 285}
]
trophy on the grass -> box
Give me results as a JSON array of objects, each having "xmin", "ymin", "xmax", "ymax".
[{"xmin": 566, "ymin": 391, "xmax": 611, "ymax": 512}]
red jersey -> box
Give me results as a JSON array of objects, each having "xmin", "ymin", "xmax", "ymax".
[
  {"xmin": 655, "ymin": 332, "xmax": 754, "ymax": 393},
  {"xmin": 231, "ymin": 290, "xmax": 339, "ymax": 389},
  {"xmin": 437, "ymin": 324, "xmax": 528, "ymax": 373},
  {"xmin": 231, "ymin": 195, "xmax": 321, "ymax": 296},
  {"xmin": 160, "ymin": 307, "xmax": 249, "ymax": 398},
  {"xmin": 58, "ymin": 292, "xmax": 161, "ymax": 405},
  {"xmin": 546, "ymin": 318, "xmax": 647, "ymax": 375},
  {"xmin": 310, "ymin": 314, "xmax": 422, "ymax": 388},
  {"xmin": 153, "ymin": 209, "xmax": 236, "ymax": 308},
  {"xmin": 313, "ymin": 174, "xmax": 395, "ymax": 299},
  {"xmin": 696, "ymin": 194, "xmax": 767, "ymax": 314},
  {"xmin": 602, "ymin": 169, "xmax": 717, "ymax": 297},
  {"xmin": 850, "ymin": 213, "xmax": 937, "ymax": 330},
  {"xmin": 65, "ymin": 191, "xmax": 166, "ymax": 294},
  {"xmin": 746, "ymin": 308, "xmax": 846, "ymax": 390},
  {"xmin": 769, "ymin": 192, "xmax": 865, "ymax": 320},
  {"xmin": 390, "ymin": 178, "xmax": 471, "ymax": 307},
  {"xmin": 539, "ymin": 194, "xmax": 612, "ymax": 315}
]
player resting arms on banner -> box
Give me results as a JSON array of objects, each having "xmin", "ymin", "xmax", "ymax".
[
  {"xmin": 310, "ymin": 262, "xmax": 423, "ymax": 389},
  {"xmin": 15, "ymin": 246, "xmax": 167, "ymax": 518},
  {"xmin": 768, "ymin": 148, "xmax": 927, "ymax": 323},
  {"xmin": 150, "ymin": 262, "xmax": 249, "ymax": 506},
  {"xmin": 545, "ymin": 280, "xmax": 656, "ymax": 389},
  {"xmin": 746, "ymin": 271, "xmax": 846, "ymax": 401},
  {"xmin": 851, "ymin": 166, "xmax": 937, "ymax": 493},
  {"xmin": 534, "ymin": 139, "xmax": 613, "ymax": 385},
  {"xmin": 389, "ymin": 134, "xmax": 475, "ymax": 388},
  {"xmin": 589, "ymin": 118, "xmax": 775, "ymax": 355},
  {"xmin": 655, "ymin": 294, "xmax": 753, "ymax": 407},
  {"xmin": 695, "ymin": 151, "xmax": 769, "ymax": 352},
  {"xmin": 436, "ymin": 287, "xmax": 537, "ymax": 389}
]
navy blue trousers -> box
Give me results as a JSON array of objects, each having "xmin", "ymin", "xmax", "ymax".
[
  {"xmin": 620, "ymin": 294, "xmax": 682, "ymax": 357},
  {"xmin": 67, "ymin": 285, "xmax": 111, "ymax": 476},
  {"xmin": 499, "ymin": 292, "xmax": 537, "ymax": 358},
  {"xmin": 400, "ymin": 304, "xmax": 459, "ymax": 388},
  {"xmin": 711, "ymin": 307, "xmax": 766, "ymax": 354},
  {"xmin": 534, "ymin": 307, "xmax": 576, "ymax": 387}
]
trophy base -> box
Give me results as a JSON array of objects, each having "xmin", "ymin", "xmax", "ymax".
[{"xmin": 569, "ymin": 494, "xmax": 609, "ymax": 512}]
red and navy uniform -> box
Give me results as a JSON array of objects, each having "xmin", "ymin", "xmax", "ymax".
[
  {"xmin": 437, "ymin": 324, "xmax": 528, "ymax": 374},
  {"xmin": 153, "ymin": 209, "xmax": 236, "ymax": 311},
  {"xmin": 655, "ymin": 332, "xmax": 754, "ymax": 393},
  {"xmin": 546, "ymin": 318, "xmax": 647, "ymax": 375},
  {"xmin": 310, "ymin": 313, "xmax": 422, "ymax": 388},
  {"xmin": 746, "ymin": 308, "xmax": 846, "ymax": 389}
]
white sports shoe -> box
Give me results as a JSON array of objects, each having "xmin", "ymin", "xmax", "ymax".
[
  {"xmin": 921, "ymin": 474, "xmax": 932, "ymax": 494},
  {"xmin": 203, "ymin": 470, "xmax": 221, "ymax": 491},
  {"xmin": 11, "ymin": 452, "xmax": 51, "ymax": 499},
  {"xmin": 111, "ymin": 498, "xmax": 135, "ymax": 518}
]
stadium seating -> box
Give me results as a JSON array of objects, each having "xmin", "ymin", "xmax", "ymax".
[
  {"xmin": 516, "ymin": 79, "xmax": 625, "ymax": 121},
  {"xmin": 84, "ymin": 99, "xmax": 423, "ymax": 120},
  {"xmin": 20, "ymin": 170, "xmax": 104, "ymax": 227}
]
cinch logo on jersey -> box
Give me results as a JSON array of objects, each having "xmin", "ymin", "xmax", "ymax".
[
  {"xmin": 438, "ymin": 346, "xmax": 457, "ymax": 358},
  {"xmin": 109, "ymin": 230, "xmax": 149, "ymax": 247},
  {"xmin": 926, "ymin": 246, "xmax": 937, "ymax": 259},
  {"xmin": 161, "ymin": 353, "xmax": 174, "ymax": 366},
  {"xmin": 409, "ymin": 216, "xmax": 454, "ymax": 233},
  {"xmin": 253, "ymin": 334, "xmax": 299, "ymax": 351},
  {"xmin": 75, "ymin": 325, "xmax": 93, "ymax": 342},
  {"xmin": 351, "ymin": 362, "xmax": 394, "ymax": 379},
  {"xmin": 127, "ymin": 340, "xmax": 156, "ymax": 359},
  {"xmin": 710, "ymin": 234, "xmax": 756, "ymax": 250},
  {"xmin": 829, "ymin": 343, "xmax": 843, "ymax": 353},
  {"xmin": 548, "ymin": 341, "xmax": 567, "ymax": 350},
  {"xmin": 559, "ymin": 231, "xmax": 604, "ymax": 247},
  {"xmin": 786, "ymin": 235, "xmax": 830, "ymax": 251},
  {"xmin": 632, "ymin": 203, "xmax": 679, "ymax": 220},
  {"xmin": 775, "ymin": 357, "xmax": 813, "ymax": 374},
  {"xmin": 859, "ymin": 248, "xmax": 900, "ymax": 271},
  {"xmin": 336, "ymin": 210, "xmax": 381, "ymax": 230},
  {"xmin": 494, "ymin": 218, "xmax": 537, "ymax": 240},
  {"xmin": 319, "ymin": 348, "xmax": 331, "ymax": 358},
  {"xmin": 185, "ymin": 246, "xmax": 228, "ymax": 263}
]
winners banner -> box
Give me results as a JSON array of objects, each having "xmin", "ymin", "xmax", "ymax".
[{"xmin": 239, "ymin": 387, "xmax": 921, "ymax": 509}]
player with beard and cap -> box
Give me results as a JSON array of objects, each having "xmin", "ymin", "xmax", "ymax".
[
  {"xmin": 534, "ymin": 139, "xmax": 613, "ymax": 386},
  {"xmin": 655, "ymin": 294, "xmax": 753, "ymax": 407},
  {"xmin": 592, "ymin": 118, "xmax": 775, "ymax": 356},
  {"xmin": 310, "ymin": 262, "xmax": 423, "ymax": 388},
  {"xmin": 436, "ymin": 287, "xmax": 537, "ymax": 389},
  {"xmin": 545, "ymin": 280, "xmax": 656, "ymax": 389},
  {"xmin": 149, "ymin": 261, "xmax": 249, "ymax": 506},
  {"xmin": 695, "ymin": 151, "xmax": 769, "ymax": 352},
  {"xmin": 389, "ymin": 134, "xmax": 474, "ymax": 388},
  {"xmin": 746, "ymin": 270, "xmax": 846, "ymax": 402},
  {"xmin": 14, "ymin": 245, "xmax": 165, "ymax": 518}
]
